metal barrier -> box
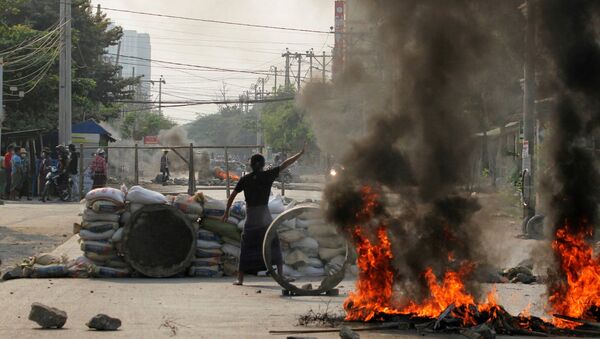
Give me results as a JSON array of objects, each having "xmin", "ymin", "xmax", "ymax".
[{"xmin": 78, "ymin": 144, "xmax": 264, "ymax": 198}]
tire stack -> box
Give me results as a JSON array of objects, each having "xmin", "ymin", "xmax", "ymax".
[{"xmin": 77, "ymin": 187, "xmax": 131, "ymax": 278}]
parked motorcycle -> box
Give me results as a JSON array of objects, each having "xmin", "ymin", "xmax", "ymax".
[{"xmin": 41, "ymin": 166, "xmax": 72, "ymax": 202}]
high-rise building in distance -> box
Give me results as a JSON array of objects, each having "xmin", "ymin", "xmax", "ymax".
[{"xmin": 107, "ymin": 29, "xmax": 152, "ymax": 99}]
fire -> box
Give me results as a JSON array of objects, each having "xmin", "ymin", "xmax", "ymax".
[
  {"xmin": 549, "ymin": 223, "xmax": 600, "ymax": 328},
  {"xmin": 214, "ymin": 167, "xmax": 240, "ymax": 181},
  {"xmin": 344, "ymin": 186, "xmax": 499, "ymax": 323}
]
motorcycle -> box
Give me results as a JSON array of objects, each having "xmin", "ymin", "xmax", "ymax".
[{"xmin": 41, "ymin": 166, "xmax": 72, "ymax": 202}]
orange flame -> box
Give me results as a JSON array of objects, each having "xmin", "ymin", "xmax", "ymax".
[
  {"xmin": 214, "ymin": 167, "xmax": 240, "ymax": 181},
  {"xmin": 549, "ymin": 223, "xmax": 600, "ymax": 328},
  {"xmin": 344, "ymin": 186, "xmax": 499, "ymax": 323}
]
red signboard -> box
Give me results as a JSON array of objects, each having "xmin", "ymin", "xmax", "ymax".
[
  {"xmin": 333, "ymin": 1, "xmax": 345, "ymax": 79},
  {"xmin": 143, "ymin": 136, "xmax": 159, "ymax": 145}
]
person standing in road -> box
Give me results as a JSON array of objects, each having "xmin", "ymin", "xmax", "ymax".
[
  {"xmin": 38, "ymin": 148, "xmax": 51, "ymax": 196},
  {"xmin": 68, "ymin": 144, "xmax": 80, "ymax": 201},
  {"xmin": 9, "ymin": 146, "xmax": 23, "ymax": 200},
  {"xmin": 160, "ymin": 149, "xmax": 170, "ymax": 185},
  {"xmin": 223, "ymin": 143, "xmax": 306, "ymax": 286},
  {"xmin": 19, "ymin": 149, "xmax": 32, "ymax": 201},
  {"xmin": 3, "ymin": 144, "xmax": 14, "ymax": 199},
  {"xmin": 90, "ymin": 148, "xmax": 107, "ymax": 189}
]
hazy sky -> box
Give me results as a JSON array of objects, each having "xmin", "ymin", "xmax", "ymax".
[{"xmin": 93, "ymin": 0, "xmax": 335, "ymax": 124}]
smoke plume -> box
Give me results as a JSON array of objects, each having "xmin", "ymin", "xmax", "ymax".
[{"xmin": 316, "ymin": 0, "xmax": 491, "ymax": 303}]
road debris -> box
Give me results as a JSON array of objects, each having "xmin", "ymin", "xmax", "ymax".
[
  {"xmin": 86, "ymin": 314, "xmax": 122, "ymax": 331},
  {"xmin": 28, "ymin": 302, "xmax": 67, "ymax": 329}
]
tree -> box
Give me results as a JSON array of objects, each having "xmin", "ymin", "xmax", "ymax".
[
  {"xmin": 120, "ymin": 110, "xmax": 176, "ymax": 141},
  {"xmin": 0, "ymin": 0, "xmax": 137, "ymax": 132},
  {"xmin": 260, "ymin": 98, "xmax": 313, "ymax": 153}
]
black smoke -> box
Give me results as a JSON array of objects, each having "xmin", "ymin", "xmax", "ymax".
[{"xmin": 322, "ymin": 0, "xmax": 490, "ymax": 303}]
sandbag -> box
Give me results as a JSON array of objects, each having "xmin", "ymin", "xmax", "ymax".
[
  {"xmin": 198, "ymin": 229, "xmax": 221, "ymax": 242},
  {"xmin": 83, "ymin": 209, "xmax": 120, "ymax": 223},
  {"xmin": 186, "ymin": 214, "xmax": 201, "ymax": 222},
  {"xmin": 298, "ymin": 265, "xmax": 325, "ymax": 277},
  {"xmin": 79, "ymin": 229, "xmax": 116, "ymax": 241},
  {"xmin": 222, "ymin": 237, "xmax": 240, "ymax": 246},
  {"xmin": 120, "ymin": 211, "xmax": 131, "ymax": 225},
  {"xmin": 227, "ymin": 216, "xmax": 240, "ymax": 225},
  {"xmin": 203, "ymin": 195, "xmax": 226, "ymax": 218},
  {"xmin": 291, "ymin": 237, "xmax": 319, "ymax": 251},
  {"xmin": 285, "ymin": 249, "xmax": 309, "ymax": 266},
  {"xmin": 85, "ymin": 187, "xmax": 125, "ymax": 205},
  {"xmin": 222, "ymin": 244, "xmax": 241, "ymax": 258},
  {"xmin": 88, "ymin": 200, "xmax": 123, "ymax": 213},
  {"xmin": 105, "ymin": 259, "xmax": 130, "ymax": 269},
  {"xmin": 296, "ymin": 218, "xmax": 310, "ymax": 229},
  {"xmin": 237, "ymin": 219, "xmax": 245, "ymax": 231},
  {"xmin": 281, "ymin": 218, "xmax": 296, "ymax": 230},
  {"xmin": 172, "ymin": 194, "xmax": 204, "ymax": 215},
  {"xmin": 130, "ymin": 203, "xmax": 144, "ymax": 214},
  {"xmin": 230, "ymin": 201, "xmax": 246, "ymax": 219},
  {"xmin": 84, "ymin": 252, "xmax": 120, "ymax": 263},
  {"xmin": 315, "ymin": 236, "xmax": 345, "ymax": 249},
  {"xmin": 32, "ymin": 253, "xmax": 67, "ymax": 266},
  {"xmin": 27, "ymin": 264, "xmax": 68, "ymax": 278},
  {"xmin": 202, "ymin": 218, "xmax": 241, "ymax": 241},
  {"xmin": 197, "ymin": 239, "xmax": 222, "ymax": 249},
  {"xmin": 111, "ymin": 228, "xmax": 124, "ymax": 243},
  {"xmin": 81, "ymin": 221, "xmax": 119, "ymax": 233},
  {"xmin": 279, "ymin": 229, "xmax": 305, "ymax": 243},
  {"xmin": 268, "ymin": 195, "xmax": 285, "ymax": 214},
  {"xmin": 66, "ymin": 256, "xmax": 94, "ymax": 278},
  {"xmin": 319, "ymin": 247, "xmax": 346, "ymax": 261},
  {"xmin": 307, "ymin": 223, "xmax": 339, "ymax": 238},
  {"xmin": 191, "ymin": 257, "xmax": 222, "ymax": 266},
  {"xmin": 282, "ymin": 264, "xmax": 303, "ymax": 278},
  {"xmin": 90, "ymin": 265, "xmax": 131, "ymax": 278},
  {"xmin": 80, "ymin": 241, "xmax": 115, "ymax": 255},
  {"xmin": 126, "ymin": 185, "xmax": 168, "ymax": 205},
  {"xmin": 223, "ymin": 258, "xmax": 238, "ymax": 276},
  {"xmin": 306, "ymin": 257, "xmax": 324, "ymax": 268},
  {"xmin": 195, "ymin": 247, "xmax": 223, "ymax": 258},
  {"xmin": 188, "ymin": 266, "xmax": 223, "ymax": 278}
]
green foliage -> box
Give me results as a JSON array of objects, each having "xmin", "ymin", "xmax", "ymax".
[
  {"xmin": 1, "ymin": 0, "xmax": 137, "ymax": 131},
  {"xmin": 185, "ymin": 104, "xmax": 256, "ymax": 148},
  {"xmin": 260, "ymin": 99, "xmax": 313, "ymax": 152},
  {"xmin": 121, "ymin": 110, "xmax": 175, "ymax": 141}
]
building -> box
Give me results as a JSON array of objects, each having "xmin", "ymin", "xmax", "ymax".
[{"xmin": 107, "ymin": 29, "xmax": 152, "ymax": 99}]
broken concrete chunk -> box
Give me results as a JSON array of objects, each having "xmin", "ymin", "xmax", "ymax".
[
  {"xmin": 339, "ymin": 325, "xmax": 360, "ymax": 339},
  {"xmin": 29, "ymin": 303, "xmax": 67, "ymax": 329},
  {"xmin": 86, "ymin": 314, "xmax": 121, "ymax": 331}
]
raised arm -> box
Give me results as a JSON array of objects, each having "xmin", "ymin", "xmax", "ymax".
[
  {"xmin": 279, "ymin": 143, "xmax": 306, "ymax": 171},
  {"xmin": 222, "ymin": 190, "xmax": 238, "ymax": 222}
]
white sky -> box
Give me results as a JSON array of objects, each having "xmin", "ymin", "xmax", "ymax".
[{"xmin": 93, "ymin": 0, "xmax": 335, "ymax": 124}]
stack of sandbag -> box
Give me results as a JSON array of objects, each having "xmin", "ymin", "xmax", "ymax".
[
  {"xmin": 76, "ymin": 187, "xmax": 131, "ymax": 278},
  {"xmin": 189, "ymin": 229, "xmax": 224, "ymax": 277},
  {"xmin": 167, "ymin": 191, "xmax": 204, "ymax": 224},
  {"xmin": 277, "ymin": 207, "xmax": 348, "ymax": 278}
]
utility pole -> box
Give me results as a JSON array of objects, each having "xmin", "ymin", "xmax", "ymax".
[
  {"xmin": 283, "ymin": 48, "xmax": 291, "ymax": 90},
  {"xmin": 270, "ymin": 66, "xmax": 277, "ymax": 95},
  {"xmin": 296, "ymin": 53, "xmax": 302, "ymax": 91},
  {"xmin": 308, "ymin": 49, "xmax": 314, "ymax": 81},
  {"xmin": 0, "ymin": 58, "xmax": 3, "ymax": 153},
  {"xmin": 522, "ymin": 0, "xmax": 536, "ymax": 223},
  {"xmin": 260, "ymin": 78, "xmax": 265, "ymax": 99},
  {"xmin": 59, "ymin": 0, "xmax": 72, "ymax": 145},
  {"xmin": 158, "ymin": 75, "xmax": 166, "ymax": 116},
  {"xmin": 115, "ymin": 41, "xmax": 122, "ymax": 77},
  {"xmin": 322, "ymin": 51, "xmax": 326, "ymax": 83}
]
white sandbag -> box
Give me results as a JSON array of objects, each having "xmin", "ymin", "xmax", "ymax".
[
  {"xmin": 282, "ymin": 264, "xmax": 303, "ymax": 278},
  {"xmin": 171, "ymin": 194, "xmax": 204, "ymax": 215},
  {"xmin": 306, "ymin": 257, "xmax": 324, "ymax": 268},
  {"xmin": 79, "ymin": 229, "xmax": 116, "ymax": 241},
  {"xmin": 227, "ymin": 216, "xmax": 240, "ymax": 225},
  {"xmin": 203, "ymin": 195, "xmax": 226, "ymax": 218},
  {"xmin": 290, "ymin": 237, "xmax": 319, "ymax": 250},
  {"xmin": 196, "ymin": 239, "xmax": 222, "ymax": 249},
  {"xmin": 80, "ymin": 241, "xmax": 115, "ymax": 255},
  {"xmin": 230, "ymin": 201, "xmax": 246, "ymax": 219},
  {"xmin": 111, "ymin": 228, "xmax": 124, "ymax": 243},
  {"xmin": 120, "ymin": 211, "xmax": 131, "ymax": 225},
  {"xmin": 298, "ymin": 265, "xmax": 326, "ymax": 277},
  {"xmin": 268, "ymin": 195, "xmax": 285, "ymax": 214},
  {"xmin": 88, "ymin": 200, "xmax": 123, "ymax": 213},
  {"xmin": 130, "ymin": 203, "xmax": 144, "ymax": 214},
  {"xmin": 188, "ymin": 266, "xmax": 223, "ymax": 278},
  {"xmin": 84, "ymin": 252, "xmax": 120, "ymax": 263},
  {"xmin": 271, "ymin": 214, "xmax": 281, "ymax": 221},
  {"xmin": 307, "ymin": 223, "xmax": 339, "ymax": 238},
  {"xmin": 278, "ymin": 229, "xmax": 305, "ymax": 243},
  {"xmin": 85, "ymin": 187, "xmax": 125, "ymax": 205},
  {"xmin": 282, "ymin": 218, "xmax": 296, "ymax": 230},
  {"xmin": 198, "ymin": 229, "xmax": 221, "ymax": 242},
  {"xmin": 315, "ymin": 236, "xmax": 345, "ymax": 249},
  {"xmin": 191, "ymin": 257, "xmax": 222, "ymax": 266},
  {"xmin": 91, "ymin": 265, "xmax": 131, "ymax": 278},
  {"xmin": 319, "ymin": 247, "xmax": 346, "ymax": 261},
  {"xmin": 285, "ymin": 199, "xmax": 298, "ymax": 210},
  {"xmin": 222, "ymin": 237, "xmax": 240, "ymax": 246},
  {"xmin": 126, "ymin": 185, "xmax": 168, "ymax": 205},
  {"xmin": 222, "ymin": 244, "xmax": 241, "ymax": 258},
  {"xmin": 325, "ymin": 255, "xmax": 346, "ymax": 275},
  {"xmin": 82, "ymin": 208, "xmax": 120, "ymax": 223},
  {"xmin": 81, "ymin": 221, "xmax": 119, "ymax": 233},
  {"xmin": 33, "ymin": 253, "xmax": 68, "ymax": 266},
  {"xmin": 195, "ymin": 247, "xmax": 223, "ymax": 258},
  {"xmin": 237, "ymin": 218, "xmax": 245, "ymax": 231},
  {"xmin": 296, "ymin": 218, "xmax": 310, "ymax": 229},
  {"xmin": 66, "ymin": 256, "xmax": 94, "ymax": 278},
  {"xmin": 285, "ymin": 249, "xmax": 309, "ymax": 266}
]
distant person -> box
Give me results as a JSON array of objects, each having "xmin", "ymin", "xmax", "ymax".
[
  {"xmin": 3, "ymin": 144, "xmax": 14, "ymax": 198},
  {"xmin": 38, "ymin": 148, "xmax": 51, "ymax": 196},
  {"xmin": 19, "ymin": 149, "xmax": 32, "ymax": 200},
  {"xmin": 10, "ymin": 146, "xmax": 23, "ymax": 200},
  {"xmin": 160, "ymin": 149, "xmax": 170, "ymax": 185},
  {"xmin": 223, "ymin": 143, "xmax": 306, "ymax": 286},
  {"xmin": 68, "ymin": 144, "xmax": 80, "ymax": 200},
  {"xmin": 90, "ymin": 148, "xmax": 107, "ymax": 189}
]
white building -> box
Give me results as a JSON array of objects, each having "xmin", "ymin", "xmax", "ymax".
[{"xmin": 107, "ymin": 29, "xmax": 152, "ymax": 99}]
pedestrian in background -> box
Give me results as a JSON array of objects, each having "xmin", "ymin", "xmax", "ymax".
[
  {"xmin": 10, "ymin": 146, "xmax": 23, "ymax": 200},
  {"xmin": 38, "ymin": 148, "xmax": 51, "ymax": 196},
  {"xmin": 19, "ymin": 148, "xmax": 32, "ymax": 200},
  {"xmin": 68, "ymin": 144, "xmax": 80, "ymax": 201},
  {"xmin": 90, "ymin": 148, "xmax": 107, "ymax": 189},
  {"xmin": 3, "ymin": 144, "xmax": 14, "ymax": 199},
  {"xmin": 160, "ymin": 149, "xmax": 170, "ymax": 185}
]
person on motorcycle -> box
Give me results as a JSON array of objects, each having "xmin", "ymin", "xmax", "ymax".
[
  {"xmin": 90, "ymin": 148, "xmax": 107, "ymax": 189},
  {"xmin": 55, "ymin": 145, "xmax": 70, "ymax": 187}
]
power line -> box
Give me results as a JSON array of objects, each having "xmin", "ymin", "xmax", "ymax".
[
  {"xmin": 115, "ymin": 96, "xmax": 294, "ymax": 107},
  {"xmin": 101, "ymin": 7, "xmax": 332, "ymax": 35}
]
